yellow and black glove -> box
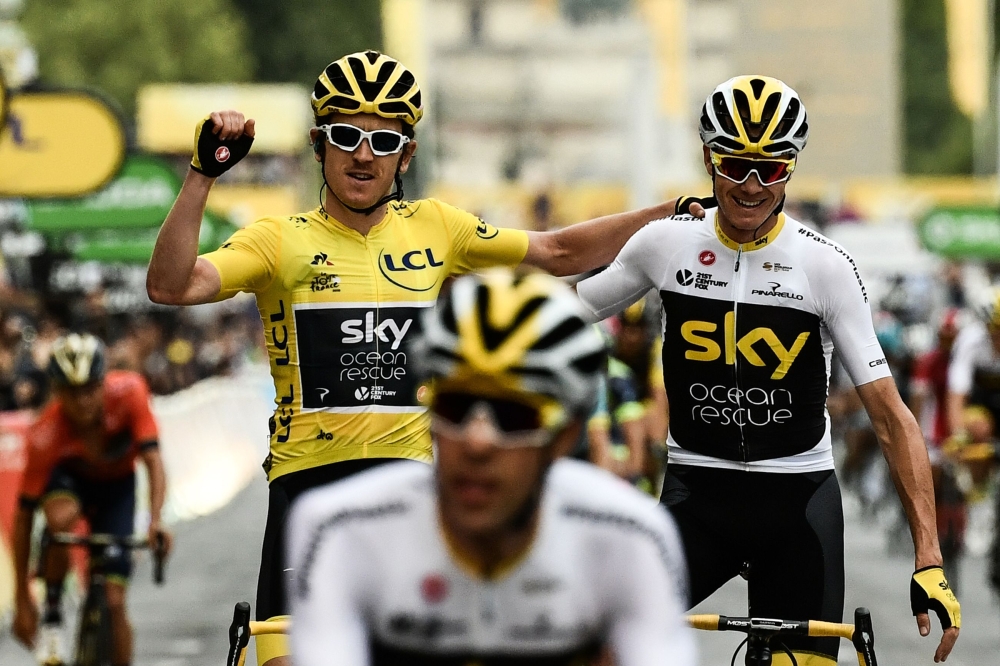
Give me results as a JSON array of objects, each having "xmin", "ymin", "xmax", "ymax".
[
  {"xmin": 190, "ymin": 116, "xmax": 253, "ymax": 178},
  {"xmin": 910, "ymin": 566, "xmax": 961, "ymax": 629},
  {"xmin": 675, "ymin": 195, "xmax": 717, "ymax": 216}
]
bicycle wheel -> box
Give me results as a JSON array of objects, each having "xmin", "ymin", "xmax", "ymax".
[{"xmin": 73, "ymin": 583, "xmax": 113, "ymax": 666}]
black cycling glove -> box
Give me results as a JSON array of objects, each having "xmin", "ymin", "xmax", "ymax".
[
  {"xmin": 191, "ymin": 116, "xmax": 254, "ymax": 178},
  {"xmin": 910, "ymin": 565, "xmax": 961, "ymax": 629},
  {"xmin": 675, "ymin": 195, "xmax": 717, "ymax": 216}
]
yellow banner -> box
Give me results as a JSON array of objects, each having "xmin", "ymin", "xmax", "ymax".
[
  {"xmin": 0, "ymin": 91, "xmax": 125, "ymax": 198},
  {"xmin": 137, "ymin": 84, "xmax": 311, "ymax": 154}
]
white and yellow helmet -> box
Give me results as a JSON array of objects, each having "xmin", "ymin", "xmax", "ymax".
[
  {"xmin": 415, "ymin": 270, "xmax": 606, "ymax": 426},
  {"xmin": 699, "ymin": 75, "xmax": 809, "ymax": 157},
  {"xmin": 48, "ymin": 333, "xmax": 106, "ymax": 387}
]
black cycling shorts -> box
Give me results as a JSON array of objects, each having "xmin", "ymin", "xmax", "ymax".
[
  {"xmin": 256, "ymin": 458, "xmax": 394, "ymax": 620},
  {"xmin": 661, "ymin": 465, "xmax": 845, "ymax": 661},
  {"xmin": 42, "ymin": 465, "xmax": 137, "ymax": 581}
]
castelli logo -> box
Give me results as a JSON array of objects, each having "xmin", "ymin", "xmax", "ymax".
[
  {"xmin": 215, "ymin": 146, "xmax": 231, "ymax": 162},
  {"xmin": 420, "ymin": 574, "xmax": 449, "ymax": 603},
  {"xmin": 699, "ymin": 250, "xmax": 716, "ymax": 266}
]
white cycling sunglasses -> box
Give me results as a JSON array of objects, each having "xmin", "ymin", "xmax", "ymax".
[{"xmin": 315, "ymin": 123, "xmax": 411, "ymax": 156}]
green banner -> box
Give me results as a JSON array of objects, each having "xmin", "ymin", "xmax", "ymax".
[
  {"xmin": 25, "ymin": 155, "xmax": 237, "ymax": 262},
  {"xmin": 918, "ymin": 207, "xmax": 1000, "ymax": 259}
]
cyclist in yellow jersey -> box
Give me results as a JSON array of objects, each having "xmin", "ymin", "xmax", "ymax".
[{"xmin": 146, "ymin": 51, "xmax": 704, "ymax": 665}]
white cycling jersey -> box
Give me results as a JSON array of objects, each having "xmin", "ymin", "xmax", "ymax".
[
  {"xmin": 287, "ymin": 459, "xmax": 694, "ymax": 666},
  {"xmin": 578, "ymin": 209, "xmax": 890, "ymax": 473},
  {"xmin": 947, "ymin": 321, "xmax": 1000, "ymax": 428}
]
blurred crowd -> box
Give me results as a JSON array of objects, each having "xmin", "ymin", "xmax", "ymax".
[{"xmin": 0, "ymin": 286, "xmax": 264, "ymax": 412}]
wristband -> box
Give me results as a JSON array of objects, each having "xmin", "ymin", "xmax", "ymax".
[{"xmin": 675, "ymin": 195, "xmax": 717, "ymax": 216}]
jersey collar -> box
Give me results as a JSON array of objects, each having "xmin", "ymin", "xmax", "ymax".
[{"xmin": 714, "ymin": 211, "xmax": 786, "ymax": 252}]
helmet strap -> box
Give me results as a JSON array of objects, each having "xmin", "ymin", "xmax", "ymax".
[{"xmin": 318, "ymin": 147, "xmax": 406, "ymax": 218}]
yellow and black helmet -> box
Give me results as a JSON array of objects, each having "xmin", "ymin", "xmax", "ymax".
[
  {"xmin": 699, "ymin": 75, "xmax": 808, "ymax": 157},
  {"xmin": 311, "ymin": 50, "xmax": 423, "ymax": 126},
  {"xmin": 48, "ymin": 333, "xmax": 106, "ymax": 387},
  {"xmin": 416, "ymin": 270, "xmax": 606, "ymax": 425}
]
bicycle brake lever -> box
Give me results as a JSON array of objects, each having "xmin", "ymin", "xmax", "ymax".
[
  {"xmin": 227, "ymin": 602, "xmax": 252, "ymax": 666},
  {"xmin": 852, "ymin": 607, "xmax": 877, "ymax": 666}
]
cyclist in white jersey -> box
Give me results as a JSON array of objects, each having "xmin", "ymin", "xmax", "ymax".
[
  {"xmin": 577, "ymin": 76, "xmax": 959, "ymax": 665},
  {"xmin": 287, "ymin": 270, "xmax": 694, "ymax": 665},
  {"xmin": 946, "ymin": 288, "xmax": 1000, "ymax": 435}
]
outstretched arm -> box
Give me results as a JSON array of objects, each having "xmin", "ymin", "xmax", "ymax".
[
  {"xmin": 146, "ymin": 111, "xmax": 254, "ymax": 305},
  {"xmin": 523, "ymin": 198, "xmax": 705, "ymax": 277}
]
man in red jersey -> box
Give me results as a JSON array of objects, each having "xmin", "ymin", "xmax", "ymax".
[
  {"xmin": 911, "ymin": 310, "xmax": 962, "ymax": 448},
  {"xmin": 11, "ymin": 333, "xmax": 172, "ymax": 666}
]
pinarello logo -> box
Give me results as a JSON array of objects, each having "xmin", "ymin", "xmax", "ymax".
[
  {"xmin": 699, "ymin": 250, "xmax": 716, "ymax": 266},
  {"xmin": 215, "ymin": 146, "xmax": 231, "ymax": 162},
  {"xmin": 420, "ymin": 574, "xmax": 449, "ymax": 603}
]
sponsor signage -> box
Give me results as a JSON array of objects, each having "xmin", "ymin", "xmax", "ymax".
[
  {"xmin": 294, "ymin": 303, "xmax": 427, "ymax": 411},
  {"xmin": 137, "ymin": 84, "xmax": 310, "ymax": 154},
  {"xmin": 25, "ymin": 155, "xmax": 236, "ymax": 262},
  {"xmin": 918, "ymin": 206, "xmax": 1000, "ymax": 259},
  {"xmin": 0, "ymin": 90, "xmax": 126, "ymax": 197}
]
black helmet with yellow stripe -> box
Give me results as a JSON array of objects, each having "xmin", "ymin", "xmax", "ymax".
[
  {"xmin": 416, "ymin": 270, "xmax": 606, "ymax": 429},
  {"xmin": 699, "ymin": 75, "xmax": 808, "ymax": 157},
  {"xmin": 312, "ymin": 50, "xmax": 423, "ymax": 127}
]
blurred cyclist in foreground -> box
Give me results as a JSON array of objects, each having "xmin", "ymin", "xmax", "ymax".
[
  {"xmin": 287, "ymin": 270, "xmax": 694, "ymax": 665},
  {"xmin": 12, "ymin": 333, "xmax": 172, "ymax": 666}
]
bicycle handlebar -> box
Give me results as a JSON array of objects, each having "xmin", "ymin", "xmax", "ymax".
[
  {"xmin": 50, "ymin": 531, "xmax": 168, "ymax": 586},
  {"xmin": 688, "ymin": 608, "xmax": 877, "ymax": 666}
]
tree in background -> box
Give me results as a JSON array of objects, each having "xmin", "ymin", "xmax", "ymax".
[
  {"xmin": 21, "ymin": 0, "xmax": 253, "ymax": 116},
  {"xmin": 231, "ymin": 0, "xmax": 382, "ymax": 85},
  {"xmin": 901, "ymin": 0, "xmax": 974, "ymax": 174}
]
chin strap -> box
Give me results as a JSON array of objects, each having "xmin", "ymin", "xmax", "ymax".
[{"xmin": 319, "ymin": 151, "xmax": 406, "ymax": 217}]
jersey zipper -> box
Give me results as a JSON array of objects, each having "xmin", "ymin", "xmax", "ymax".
[{"xmin": 732, "ymin": 245, "xmax": 748, "ymax": 463}]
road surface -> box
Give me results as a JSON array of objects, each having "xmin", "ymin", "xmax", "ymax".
[{"xmin": 1, "ymin": 478, "xmax": 997, "ymax": 665}]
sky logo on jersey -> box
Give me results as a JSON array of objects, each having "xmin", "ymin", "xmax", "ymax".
[
  {"xmin": 680, "ymin": 311, "xmax": 811, "ymax": 380},
  {"xmin": 378, "ymin": 248, "xmax": 444, "ymax": 292},
  {"xmin": 341, "ymin": 312, "xmax": 412, "ymax": 350},
  {"xmin": 296, "ymin": 305, "xmax": 426, "ymax": 410}
]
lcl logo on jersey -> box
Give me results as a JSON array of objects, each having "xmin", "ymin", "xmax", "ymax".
[
  {"xmin": 680, "ymin": 311, "xmax": 811, "ymax": 380},
  {"xmin": 378, "ymin": 248, "xmax": 444, "ymax": 292},
  {"xmin": 476, "ymin": 219, "xmax": 499, "ymax": 240}
]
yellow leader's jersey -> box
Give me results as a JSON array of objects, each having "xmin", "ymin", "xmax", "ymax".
[{"xmin": 202, "ymin": 199, "xmax": 529, "ymax": 480}]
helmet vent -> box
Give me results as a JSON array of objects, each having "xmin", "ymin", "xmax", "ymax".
[
  {"xmin": 313, "ymin": 80, "xmax": 330, "ymax": 100},
  {"xmin": 793, "ymin": 115, "xmax": 809, "ymax": 139},
  {"xmin": 770, "ymin": 97, "xmax": 800, "ymax": 140},
  {"xmin": 533, "ymin": 317, "xmax": 585, "ymax": 351},
  {"xmin": 378, "ymin": 101, "xmax": 412, "ymax": 117},
  {"xmin": 571, "ymin": 350, "xmax": 606, "ymax": 375},
  {"xmin": 749, "ymin": 78, "xmax": 766, "ymax": 99},
  {"xmin": 387, "ymin": 71, "xmax": 416, "ymax": 99},
  {"xmin": 476, "ymin": 289, "xmax": 545, "ymax": 351},
  {"xmin": 324, "ymin": 63, "xmax": 354, "ymax": 95},
  {"xmin": 712, "ymin": 92, "xmax": 739, "ymax": 137},
  {"xmin": 328, "ymin": 95, "xmax": 361, "ymax": 111},
  {"xmin": 363, "ymin": 50, "xmax": 380, "ymax": 64},
  {"xmin": 375, "ymin": 61, "xmax": 396, "ymax": 84},
  {"xmin": 699, "ymin": 103, "xmax": 714, "ymax": 132}
]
